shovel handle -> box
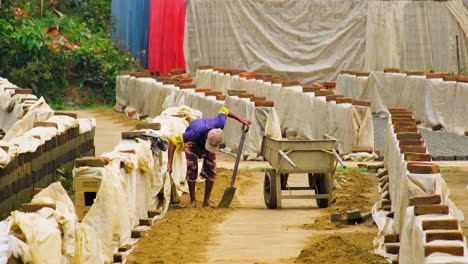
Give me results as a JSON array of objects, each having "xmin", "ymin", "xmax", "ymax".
[{"xmin": 230, "ymin": 124, "xmax": 248, "ymax": 187}]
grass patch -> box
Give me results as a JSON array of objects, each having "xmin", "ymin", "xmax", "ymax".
[
  {"xmin": 440, "ymin": 166, "xmax": 463, "ymax": 173},
  {"xmin": 336, "ymin": 167, "xmax": 372, "ymax": 173},
  {"xmin": 56, "ymin": 164, "xmax": 74, "ymax": 194},
  {"xmin": 50, "ymin": 103, "xmax": 112, "ymax": 111}
]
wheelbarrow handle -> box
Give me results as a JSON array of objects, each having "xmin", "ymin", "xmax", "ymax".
[
  {"xmin": 279, "ymin": 149, "xmax": 298, "ymax": 169},
  {"xmin": 321, "ymin": 149, "xmax": 346, "ymax": 169}
]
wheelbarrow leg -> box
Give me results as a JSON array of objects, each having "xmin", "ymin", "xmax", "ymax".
[{"xmin": 275, "ymin": 173, "xmax": 282, "ymax": 208}]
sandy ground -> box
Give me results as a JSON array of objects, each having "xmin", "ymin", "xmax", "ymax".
[{"xmin": 75, "ymin": 109, "xmax": 468, "ymax": 263}]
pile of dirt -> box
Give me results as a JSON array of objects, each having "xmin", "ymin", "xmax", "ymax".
[
  {"xmin": 295, "ymin": 231, "xmax": 387, "ymax": 264},
  {"xmin": 302, "ymin": 170, "xmax": 378, "ymax": 230},
  {"xmin": 127, "ymin": 168, "xmax": 255, "ymax": 264}
]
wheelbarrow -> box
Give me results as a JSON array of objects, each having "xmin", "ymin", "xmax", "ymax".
[{"xmin": 261, "ymin": 134, "xmax": 344, "ymax": 209}]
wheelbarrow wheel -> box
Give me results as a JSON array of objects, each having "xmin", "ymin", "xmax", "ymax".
[
  {"xmin": 264, "ymin": 169, "xmax": 278, "ymax": 209},
  {"xmin": 315, "ymin": 173, "xmax": 330, "ymax": 208}
]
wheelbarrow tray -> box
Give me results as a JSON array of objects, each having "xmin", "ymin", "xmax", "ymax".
[{"xmin": 261, "ymin": 136, "xmax": 336, "ymax": 174}]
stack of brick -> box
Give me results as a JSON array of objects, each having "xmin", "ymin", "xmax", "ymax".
[
  {"xmin": 336, "ymin": 69, "xmax": 468, "ymax": 137},
  {"xmin": 0, "ymin": 81, "xmax": 96, "ymax": 216},
  {"xmin": 373, "ymin": 107, "xmax": 467, "ymax": 263}
]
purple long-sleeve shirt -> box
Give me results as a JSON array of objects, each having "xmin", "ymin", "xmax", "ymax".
[{"xmin": 171, "ymin": 107, "xmax": 229, "ymax": 147}]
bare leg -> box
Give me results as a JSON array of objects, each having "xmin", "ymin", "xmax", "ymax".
[
  {"xmin": 203, "ymin": 179, "xmax": 215, "ymax": 208},
  {"xmin": 188, "ymin": 180, "xmax": 197, "ymax": 207}
]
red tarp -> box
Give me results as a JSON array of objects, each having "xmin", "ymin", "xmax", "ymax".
[{"xmin": 148, "ymin": 0, "xmax": 186, "ymax": 74}]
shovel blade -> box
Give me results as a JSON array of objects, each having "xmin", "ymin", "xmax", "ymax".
[{"xmin": 218, "ymin": 187, "xmax": 237, "ymax": 208}]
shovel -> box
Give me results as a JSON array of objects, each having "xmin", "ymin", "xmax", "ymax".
[{"xmin": 218, "ymin": 124, "xmax": 249, "ymax": 208}]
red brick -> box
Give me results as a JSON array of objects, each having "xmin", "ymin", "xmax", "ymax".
[
  {"xmin": 179, "ymin": 83, "xmax": 196, "ymax": 89},
  {"xmin": 409, "ymin": 195, "xmax": 441, "ymax": 206},
  {"xmin": 134, "ymin": 72, "xmax": 151, "ymax": 78},
  {"xmin": 426, "ymin": 231, "xmax": 464, "ymax": 242},
  {"xmin": 404, "ymin": 153, "xmax": 432, "ymax": 162},
  {"xmin": 14, "ymin": 88, "xmax": 33, "ymax": 94},
  {"xmin": 302, "ymin": 86, "xmax": 321, "ymax": 93},
  {"xmin": 400, "ymin": 146, "xmax": 426, "ymax": 154},
  {"xmin": 314, "ymin": 90, "xmax": 334, "ymax": 96},
  {"xmin": 384, "ymin": 234, "xmax": 399, "ymax": 243},
  {"xmin": 391, "ymin": 118, "xmax": 416, "ymax": 124},
  {"xmin": 227, "ymin": 89, "xmax": 247, "ymax": 96},
  {"xmin": 336, "ymin": 97, "xmax": 353, "ymax": 104},
  {"xmin": 54, "ymin": 112, "xmax": 77, "ymax": 119},
  {"xmin": 405, "ymin": 70, "xmax": 429, "ymax": 76},
  {"xmin": 119, "ymin": 71, "xmax": 134, "ymax": 75},
  {"xmin": 351, "ymin": 146, "xmax": 374, "ymax": 153},
  {"xmin": 458, "ymin": 76, "xmax": 468, "ymax": 83},
  {"xmin": 255, "ymin": 101, "xmax": 274, "ymax": 107},
  {"xmin": 323, "ymin": 81, "xmax": 336, "ymax": 88},
  {"xmin": 394, "ymin": 125, "xmax": 418, "ymax": 133},
  {"xmin": 383, "ymin": 205, "xmax": 392, "ymax": 211},
  {"xmin": 325, "ymin": 95, "xmax": 337, "ymax": 102},
  {"xmin": 385, "ymin": 243, "xmax": 400, "ymax": 255},
  {"xmin": 75, "ymin": 157, "xmax": 110, "ymax": 168},
  {"xmin": 396, "ymin": 132, "xmax": 422, "ymax": 140},
  {"xmin": 391, "ymin": 114, "xmax": 414, "ymax": 119},
  {"xmin": 425, "ymin": 245, "xmax": 464, "ymax": 257},
  {"xmin": 422, "ymin": 219, "xmax": 459, "ymax": 230},
  {"xmin": 379, "ymin": 175, "xmax": 389, "ymax": 185},
  {"xmin": 377, "ymin": 170, "xmax": 388, "ymax": 178},
  {"xmin": 216, "ymin": 95, "xmax": 227, "ymax": 101},
  {"xmin": 250, "ymin": 96, "xmax": 266, "ymax": 102},
  {"xmin": 282, "ymin": 80, "xmax": 302, "ymax": 87},
  {"xmin": 443, "ymin": 75, "xmax": 460, "ymax": 81},
  {"xmin": 179, "ymin": 78, "xmax": 193, "ymax": 84},
  {"xmin": 33, "ymin": 122, "xmax": 58, "ymax": 129},
  {"xmin": 414, "ymin": 204, "xmax": 449, "ymax": 216},
  {"xmin": 399, "ymin": 140, "xmax": 424, "ymax": 147},
  {"xmin": 384, "ymin": 68, "xmax": 400, "ymax": 73},
  {"xmin": 394, "ymin": 121, "xmax": 417, "ymax": 127},
  {"xmin": 238, "ymin": 93, "xmax": 255, "ymax": 98},
  {"xmin": 311, "ymin": 83, "xmax": 325, "ymax": 89},
  {"xmin": 340, "ymin": 69, "xmax": 356, "ymax": 74},
  {"xmin": 205, "ymin": 91, "xmax": 223, "ymax": 96},
  {"xmin": 426, "ymin": 72, "xmax": 448, "ymax": 79},
  {"xmin": 352, "ymin": 99, "xmax": 371, "ymax": 107},
  {"xmin": 355, "ymin": 71, "xmax": 370, "ymax": 77},
  {"xmin": 239, "ymin": 72, "xmax": 256, "ymax": 80},
  {"xmin": 407, "ymin": 162, "xmax": 439, "ymax": 174},
  {"xmin": 194, "ymin": 88, "xmax": 211, "ymax": 93},
  {"xmin": 170, "ymin": 68, "xmax": 186, "ymax": 75},
  {"xmin": 21, "ymin": 202, "xmax": 56, "ymax": 212},
  {"xmin": 382, "ymin": 199, "xmax": 391, "ymax": 206}
]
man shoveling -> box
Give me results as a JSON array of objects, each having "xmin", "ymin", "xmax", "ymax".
[{"xmin": 167, "ymin": 107, "xmax": 252, "ymax": 208}]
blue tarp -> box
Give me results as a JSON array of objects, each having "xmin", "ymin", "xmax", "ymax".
[{"xmin": 111, "ymin": 0, "xmax": 150, "ymax": 67}]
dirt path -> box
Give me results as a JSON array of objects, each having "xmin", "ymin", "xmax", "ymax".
[
  {"xmin": 74, "ymin": 109, "xmax": 142, "ymax": 155},
  {"xmin": 74, "ymin": 109, "xmax": 384, "ymax": 263},
  {"xmin": 204, "ymin": 163, "xmax": 321, "ymax": 264}
]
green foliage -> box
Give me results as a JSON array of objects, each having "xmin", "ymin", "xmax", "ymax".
[
  {"xmin": 0, "ymin": 0, "xmax": 133, "ymax": 106},
  {"xmin": 61, "ymin": 0, "xmax": 112, "ymax": 33},
  {"xmin": 56, "ymin": 164, "xmax": 74, "ymax": 194}
]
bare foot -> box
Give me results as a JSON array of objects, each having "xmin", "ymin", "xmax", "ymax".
[
  {"xmin": 189, "ymin": 200, "xmax": 197, "ymax": 207},
  {"xmin": 203, "ymin": 200, "xmax": 216, "ymax": 208}
]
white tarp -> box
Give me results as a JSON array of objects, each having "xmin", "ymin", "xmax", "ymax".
[
  {"xmin": 194, "ymin": 70, "xmax": 374, "ymax": 154},
  {"xmin": 184, "ymin": 0, "xmax": 367, "ymax": 82},
  {"xmin": 365, "ymin": 0, "xmax": 468, "ymax": 72},
  {"xmin": 185, "ymin": 0, "xmax": 467, "ymax": 82}
]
